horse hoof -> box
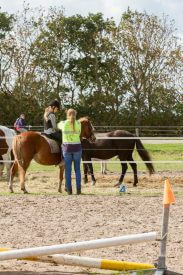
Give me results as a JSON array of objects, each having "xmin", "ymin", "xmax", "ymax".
[
  {"xmin": 133, "ymin": 184, "xmax": 138, "ymax": 187},
  {"xmin": 9, "ymin": 188, "xmax": 14, "ymax": 193},
  {"xmin": 21, "ymin": 188, "xmax": 28, "ymax": 194},
  {"xmin": 58, "ymin": 188, "xmax": 62, "ymax": 193},
  {"xmin": 92, "ymin": 181, "xmax": 96, "ymax": 186},
  {"xmin": 114, "ymin": 183, "xmax": 120, "ymax": 187}
]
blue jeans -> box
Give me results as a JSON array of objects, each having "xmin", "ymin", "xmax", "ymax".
[{"xmin": 63, "ymin": 150, "xmax": 82, "ymax": 193}]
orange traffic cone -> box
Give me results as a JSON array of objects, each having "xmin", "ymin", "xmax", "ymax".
[{"xmin": 163, "ymin": 179, "xmax": 176, "ymax": 205}]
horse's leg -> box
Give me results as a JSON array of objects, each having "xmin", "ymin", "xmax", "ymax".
[
  {"xmin": 83, "ymin": 160, "xmax": 88, "ymax": 184},
  {"xmin": 58, "ymin": 165, "xmax": 65, "ymax": 193},
  {"xmin": 1, "ymin": 154, "xmax": 11, "ymax": 181},
  {"xmin": 18, "ymin": 165, "xmax": 28, "ymax": 193},
  {"xmin": 114, "ymin": 159, "xmax": 128, "ymax": 187},
  {"xmin": 0, "ymin": 156, "xmax": 4, "ymax": 177},
  {"xmin": 16, "ymin": 160, "xmax": 30, "ymax": 194},
  {"xmin": 6, "ymin": 150, "xmax": 14, "ymax": 182},
  {"xmin": 104, "ymin": 163, "xmax": 108, "ymax": 174},
  {"xmin": 0, "ymin": 164, "xmax": 4, "ymax": 177},
  {"xmin": 101, "ymin": 162, "xmax": 104, "ymax": 174},
  {"xmin": 6, "ymin": 163, "xmax": 11, "ymax": 182},
  {"xmin": 87, "ymin": 161, "xmax": 96, "ymax": 186},
  {"xmin": 8, "ymin": 160, "xmax": 18, "ymax": 193},
  {"xmin": 101, "ymin": 162, "xmax": 107, "ymax": 175},
  {"xmin": 128, "ymin": 156, "xmax": 138, "ymax": 187}
]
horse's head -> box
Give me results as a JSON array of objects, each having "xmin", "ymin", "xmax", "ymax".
[{"xmin": 79, "ymin": 117, "xmax": 96, "ymax": 142}]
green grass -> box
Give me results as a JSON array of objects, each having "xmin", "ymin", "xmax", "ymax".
[
  {"xmin": 27, "ymin": 143, "xmax": 183, "ymax": 173},
  {"xmin": 29, "ymin": 162, "xmax": 58, "ymax": 172},
  {"xmin": 132, "ymin": 143, "xmax": 183, "ymax": 172}
]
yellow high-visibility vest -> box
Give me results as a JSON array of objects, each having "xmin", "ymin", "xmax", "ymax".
[{"xmin": 58, "ymin": 120, "xmax": 81, "ymax": 144}]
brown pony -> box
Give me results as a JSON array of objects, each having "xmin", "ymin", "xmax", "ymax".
[{"xmin": 9, "ymin": 117, "xmax": 95, "ymax": 193}]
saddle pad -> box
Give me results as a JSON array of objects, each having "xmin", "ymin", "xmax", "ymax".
[{"xmin": 42, "ymin": 135, "xmax": 60, "ymax": 154}]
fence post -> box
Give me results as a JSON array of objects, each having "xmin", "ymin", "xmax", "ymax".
[{"xmin": 155, "ymin": 179, "xmax": 175, "ymax": 275}]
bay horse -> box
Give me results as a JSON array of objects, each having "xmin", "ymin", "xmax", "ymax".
[
  {"xmin": 81, "ymin": 130, "xmax": 155, "ymax": 187},
  {"xmin": 0, "ymin": 126, "xmax": 16, "ymax": 180},
  {"xmin": 9, "ymin": 117, "xmax": 95, "ymax": 193}
]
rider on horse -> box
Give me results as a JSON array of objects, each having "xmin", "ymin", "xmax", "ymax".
[
  {"xmin": 43, "ymin": 99, "xmax": 62, "ymax": 143},
  {"xmin": 14, "ymin": 114, "xmax": 28, "ymax": 133}
]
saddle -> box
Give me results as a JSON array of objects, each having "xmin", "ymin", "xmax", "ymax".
[{"xmin": 41, "ymin": 133, "xmax": 60, "ymax": 154}]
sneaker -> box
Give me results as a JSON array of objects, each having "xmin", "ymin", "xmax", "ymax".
[
  {"xmin": 77, "ymin": 190, "xmax": 81, "ymax": 195},
  {"xmin": 67, "ymin": 190, "xmax": 72, "ymax": 195}
]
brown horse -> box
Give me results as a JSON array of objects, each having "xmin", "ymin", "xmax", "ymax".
[
  {"xmin": 9, "ymin": 117, "xmax": 95, "ymax": 193},
  {"xmin": 82, "ymin": 130, "xmax": 155, "ymax": 187}
]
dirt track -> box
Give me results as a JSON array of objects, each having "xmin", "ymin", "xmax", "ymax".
[{"xmin": 0, "ymin": 171, "xmax": 183, "ymax": 274}]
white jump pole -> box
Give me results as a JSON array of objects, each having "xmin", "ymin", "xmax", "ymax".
[{"xmin": 0, "ymin": 232, "xmax": 156, "ymax": 261}]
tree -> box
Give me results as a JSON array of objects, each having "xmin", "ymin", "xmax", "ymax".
[
  {"xmin": 64, "ymin": 13, "xmax": 126, "ymax": 124},
  {"xmin": 0, "ymin": 9, "xmax": 14, "ymax": 124},
  {"xmin": 32, "ymin": 7, "xmax": 69, "ymax": 110},
  {"xmin": 0, "ymin": 9, "xmax": 14, "ymax": 90},
  {"xmin": 118, "ymin": 8, "xmax": 183, "ymax": 131},
  {"xmin": 7, "ymin": 4, "xmax": 49, "ymax": 125}
]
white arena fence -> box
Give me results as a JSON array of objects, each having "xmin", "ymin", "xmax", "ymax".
[
  {"xmin": 1, "ymin": 127, "xmax": 183, "ymax": 165},
  {"xmin": 4, "ymin": 124, "xmax": 183, "ymax": 136}
]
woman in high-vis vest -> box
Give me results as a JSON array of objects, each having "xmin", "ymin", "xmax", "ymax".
[{"xmin": 57, "ymin": 109, "xmax": 82, "ymax": 195}]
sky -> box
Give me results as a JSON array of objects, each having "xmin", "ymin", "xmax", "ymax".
[{"xmin": 0, "ymin": 0, "xmax": 183, "ymax": 37}]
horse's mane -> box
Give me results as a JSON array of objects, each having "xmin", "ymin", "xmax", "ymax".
[{"xmin": 79, "ymin": 116, "xmax": 89, "ymax": 122}]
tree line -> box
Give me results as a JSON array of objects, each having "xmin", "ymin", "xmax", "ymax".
[{"xmin": 0, "ymin": 4, "xmax": 182, "ymax": 131}]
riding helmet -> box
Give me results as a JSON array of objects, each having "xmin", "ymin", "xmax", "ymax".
[{"xmin": 49, "ymin": 99, "xmax": 60, "ymax": 110}]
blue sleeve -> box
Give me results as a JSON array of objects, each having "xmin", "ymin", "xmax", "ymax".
[
  {"xmin": 17, "ymin": 118, "xmax": 26, "ymax": 127},
  {"xmin": 15, "ymin": 119, "xmax": 21, "ymax": 126}
]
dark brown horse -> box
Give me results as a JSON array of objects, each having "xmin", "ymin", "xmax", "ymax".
[
  {"xmin": 82, "ymin": 130, "xmax": 154, "ymax": 186},
  {"xmin": 9, "ymin": 117, "xmax": 95, "ymax": 193}
]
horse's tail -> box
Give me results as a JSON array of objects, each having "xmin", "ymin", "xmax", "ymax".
[
  {"xmin": 135, "ymin": 139, "xmax": 155, "ymax": 174},
  {"xmin": 13, "ymin": 135, "xmax": 24, "ymax": 167}
]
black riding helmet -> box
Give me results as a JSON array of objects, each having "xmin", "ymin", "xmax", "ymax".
[{"xmin": 49, "ymin": 99, "xmax": 60, "ymax": 110}]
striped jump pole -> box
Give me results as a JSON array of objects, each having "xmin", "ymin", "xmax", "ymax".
[
  {"xmin": 0, "ymin": 232, "xmax": 156, "ymax": 261},
  {"xmin": 0, "ymin": 249, "xmax": 155, "ymax": 271},
  {"xmin": 32, "ymin": 254, "xmax": 155, "ymax": 271},
  {"xmin": 26, "ymin": 254, "xmax": 156, "ymax": 271}
]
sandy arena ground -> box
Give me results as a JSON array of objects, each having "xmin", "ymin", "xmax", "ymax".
[{"xmin": 0, "ymin": 170, "xmax": 182, "ymax": 275}]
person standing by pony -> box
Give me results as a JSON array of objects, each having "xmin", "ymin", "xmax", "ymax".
[
  {"xmin": 57, "ymin": 109, "xmax": 82, "ymax": 195},
  {"xmin": 43, "ymin": 99, "xmax": 62, "ymax": 143},
  {"xmin": 14, "ymin": 114, "xmax": 28, "ymax": 133}
]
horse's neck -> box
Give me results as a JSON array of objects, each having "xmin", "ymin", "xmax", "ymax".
[{"xmin": 88, "ymin": 140, "xmax": 109, "ymax": 149}]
